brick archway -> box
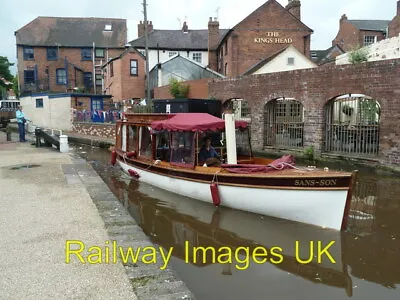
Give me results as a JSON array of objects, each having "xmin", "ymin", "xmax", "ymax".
[
  {"xmin": 209, "ymin": 59, "xmax": 400, "ymax": 167},
  {"xmin": 264, "ymin": 98, "xmax": 304, "ymax": 149},
  {"xmin": 324, "ymin": 94, "xmax": 381, "ymax": 156}
]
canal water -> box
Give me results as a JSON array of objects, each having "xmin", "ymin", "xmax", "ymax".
[{"xmin": 72, "ymin": 144, "xmax": 400, "ymax": 300}]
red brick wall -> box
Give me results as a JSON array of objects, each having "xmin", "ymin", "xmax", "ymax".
[
  {"xmin": 154, "ymin": 79, "xmax": 209, "ymax": 99},
  {"xmin": 17, "ymin": 46, "xmax": 124, "ymax": 93},
  {"xmin": 389, "ymin": 2, "xmax": 400, "ymax": 39},
  {"xmin": 389, "ymin": 16, "xmax": 400, "ymax": 38},
  {"xmin": 332, "ymin": 20, "xmax": 359, "ymax": 51},
  {"xmin": 104, "ymin": 51, "xmax": 146, "ymax": 102},
  {"xmin": 217, "ymin": 0, "xmax": 312, "ymax": 77},
  {"xmin": 104, "ymin": 58, "xmax": 123, "ymax": 101},
  {"xmin": 332, "ymin": 19, "xmax": 387, "ymax": 52},
  {"xmin": 209, "ymin": 58, "xmax": 400, "ymax": 167},
  {"xmin": 120, "ymin": 52, "xmax": 146, "ymax": 101}
]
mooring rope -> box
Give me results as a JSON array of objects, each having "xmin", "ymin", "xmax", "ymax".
[
  {"xmin": 211, "ymin": 170, "xmax": 220, "ymax": 184},
  {"xmin": 122, "ymin": 153, "xmax": 159, "ymax": 170},
  {"xmin": 267, "ymin": 162, "xmax": 299, "ymax": 170}
]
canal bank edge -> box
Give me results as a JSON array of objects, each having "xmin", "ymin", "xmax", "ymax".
[{"xmin": 69, "ymin": 154, "xmax": 196, "ymax": 300}]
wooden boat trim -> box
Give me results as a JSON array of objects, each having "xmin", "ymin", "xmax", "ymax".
[
  {"xmin": 117, "ymin": 151, "xmax": 351, "ymax": 191},
  {"xmin": 341, "ymin": 171, "xmax": 358, "ymax": 231}
]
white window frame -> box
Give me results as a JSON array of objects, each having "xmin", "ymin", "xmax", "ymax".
[
  {"xmin": 169, "ymin": 51, "xmax": 177, "ymax": 57},
  {"xmin": 192, "ymin": 52, "xmax": 202, "ymax": 64},
  {"xmin": 364, "ymin": 35, "xmax": 377, "ymax": 46}
]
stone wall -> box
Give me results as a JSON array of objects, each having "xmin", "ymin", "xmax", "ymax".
[{"xmin": 72, "ymin": 122, "xmax": 116, "ymax": 139}]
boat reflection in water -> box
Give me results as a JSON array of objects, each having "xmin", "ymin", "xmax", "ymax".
[
  {"xmin": 120, "ymin": 178, "xmax": 355, "ymax": 297},
  {"xmin": 80, "ymin": 145, "xmax": 400, "ymax": 299}
]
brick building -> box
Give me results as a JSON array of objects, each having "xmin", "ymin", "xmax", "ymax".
[
  {"xmin": 131, "ymin": 0, "xmax": 312, "ymax": 79},
  {"xmin": 388, "ymin": 0, "xmax": 400, "ymax": 38},
  {"xmin": 102, "ymin": 48, "xmax": 146, "ymax": 102},
  {"xmin": 130, "ymin": 21, "xmax": 229, "ymax": 71},
  {"xmin": 210, "ymin": 0, "xmax": 313, "ymax": 77},
  {"xmin": 15, "ymin": 17, "xmax": 127, "ymax": 96},
  {"xmin": 332, "ymin": 14, "xmax": 390, "ymax": 52}
]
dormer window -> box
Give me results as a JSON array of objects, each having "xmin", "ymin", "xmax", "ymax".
[{"xmin": 104, "ymin": 24, "xmax": 112, "ymax": 31}]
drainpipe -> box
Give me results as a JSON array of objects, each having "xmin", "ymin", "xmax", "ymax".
[{"xmin": 93, "ymin": 42, "xmax": 96, "ymax": 94}]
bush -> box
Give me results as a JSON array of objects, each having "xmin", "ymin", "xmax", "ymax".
[
  {"xmin": 303, "ymin": 145, "xmax": 314, "ymax": 161},
  {"xmin": 168, "ymin": 78, "xmax": 189, "ymax": 98},
  {"xmin": 349, "ymin": 47, "xmax": 369, "ymax": 64}
]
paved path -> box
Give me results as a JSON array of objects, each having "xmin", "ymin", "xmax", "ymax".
[
  {"xmin": 0, "ymin": 132, "xmax": 196, "ymax": 300},
  {"xmin": 0, "ymin": 136, "xmax": 138, "ymax": 300}
]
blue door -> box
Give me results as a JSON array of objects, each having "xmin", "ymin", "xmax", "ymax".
[{"xmin": 91, "ymin": 97, "xmax": 104, "ymax": 122}]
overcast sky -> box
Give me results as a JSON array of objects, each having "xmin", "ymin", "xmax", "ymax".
[{"xmin": 0, "ymin": 0, "xmax": 397, "ymax": 74}]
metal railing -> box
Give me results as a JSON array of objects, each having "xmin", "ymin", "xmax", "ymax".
[
  {"xmin": 325, "ymin": 97, "xmax": 380, "ymax": 156},
  {"xmin": 325, "ymin": 124, "xmax": 379, "ymax": 155},
  {"xmin": 21, "ymin": 80, "xmax": 50, "ymax": 95},
  {"xmin": 264, "ymin": 99, "xmax": 304, "ymax": 149}
]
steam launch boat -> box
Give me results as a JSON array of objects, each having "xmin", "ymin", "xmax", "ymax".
[{"xmin": 111, "ymin": 112, "xmax": 357, "ymax": 231}]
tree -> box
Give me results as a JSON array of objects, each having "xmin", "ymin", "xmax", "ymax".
[
  {"xmin": 0, "ymin": 56, "xmax": 14, "ymax": 87},
  {"xmin": 0, "ymin": 56, "xmax": 15, "ymax": 99},
  {"xmin": 168, "ymin": 78, "xmax": 190, "ymax": 98}
]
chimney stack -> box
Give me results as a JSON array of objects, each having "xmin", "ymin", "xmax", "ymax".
[
  {"xmin": 208, "ymin": 17, "xmax": 220, "ymax": 51},
  {"xmin": 397, "ymin": 0, "xmax": 400, "ymax": 16},
  {"xmin": 208, "ymin": 17, "xmax": 220, "ymax": 71},
  {"xmin": 138, "ymin": 20, "xmax": 153, "ymax": 37},
  {"xmin": 340, "ymin": 14, "xmax": 348, "ymax": 23},
  {"xmin": 286, "ymin": 0, "xmax": 301, "ymax": 20},
  {"xmin": 182, "ymin": 21, "xmax": 188, "ymax": 33}
]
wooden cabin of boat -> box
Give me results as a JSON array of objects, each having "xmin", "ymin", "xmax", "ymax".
[{"xmin": 115, "ymin": 112, "xmax": 264, "ymax": 169}]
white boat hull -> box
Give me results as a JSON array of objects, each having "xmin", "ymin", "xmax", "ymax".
[{"xmin": 117, "ymin": 159, "xmax": 349, "ymax": 231}]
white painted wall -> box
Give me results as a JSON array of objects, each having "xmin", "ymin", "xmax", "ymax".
[
  {"xmin": 252, "ymin": 46, "xmax": 317, "ymax": 75},
  {"xmin": 336, "ymin": 34, "xmax": 400, "ymax": 65},
  {"xmin": 20, "ymin": 95, "xmax": 72, "ymax": 130},
  {"xmin": 136, "ymin": 48, "xmax": 209, "ymax": 70}
]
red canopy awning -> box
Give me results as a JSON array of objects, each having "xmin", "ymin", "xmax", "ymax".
[{"xmin": 150, "ymin": 113, "xmax": 248, "ymax": 132}]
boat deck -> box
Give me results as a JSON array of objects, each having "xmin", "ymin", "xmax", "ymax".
[{"xmin": 125, "ymin": 157, "xmax": 353, "ymax": 178}]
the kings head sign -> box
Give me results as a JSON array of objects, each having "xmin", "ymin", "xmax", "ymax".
[{"xmin": 254, "ymin": 32, "xmax": 293, "ymax": 44}]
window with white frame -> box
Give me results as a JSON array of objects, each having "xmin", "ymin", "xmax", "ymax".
[
  {"xmin": 364, "ymin": 36, "xmax": 377, "ymax": 46},
  {"xmin": 192, "ymin": 52, "xmax": 202, "ymax": 63},
  {"xmin": 56, "ymin": 68, "xmax": 67, "ymax": 85},
  {"xmin": 287, "ymin": 57, "xmax": 295, "ymax": 65},
  {"xmin": 130, "ymin": 59, "xmax": 138, "ymax": 76},
  {"xmin": 95, "ymin": 48, "xmax": 105, "ymax": 58},
  {"xmin": 95, "ymin": 74, "xmax": 102, "ymax": 86},
  {"xmin": 169, "ymin": 51, "xmax": 177, "ymax": 57}
]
